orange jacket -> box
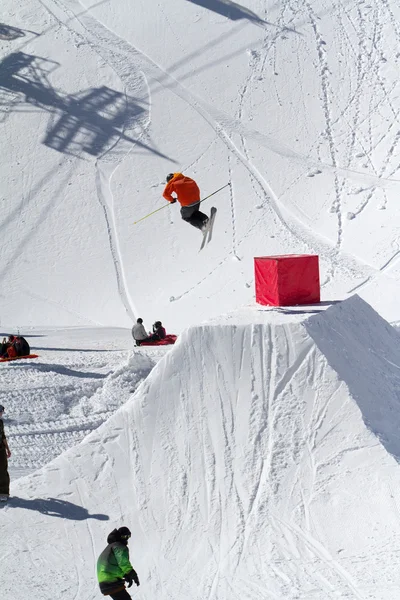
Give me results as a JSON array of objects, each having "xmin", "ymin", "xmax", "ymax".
[{"xmin": 163, "ymin": 173, "xmax": 200, "ymax": 207}]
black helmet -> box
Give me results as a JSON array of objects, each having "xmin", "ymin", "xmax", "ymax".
[
  {"xmin": 154, "ymin": 321, "xmax": 162, "ymax": 328},
  {"xmin": 137, "ymin": 318, "xmax": 143, "ymax": 324},
  {"xmin": 0, "ymin": 405, "xmax": 4, "ymax": 413},
  {"xmin": 166, "ymin": 173, "xmax": 174, "ymax": 183}
]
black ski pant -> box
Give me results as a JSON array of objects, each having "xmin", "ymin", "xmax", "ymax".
[
  {"xmin": 0, "ymin": 342, "xmax": 9, "ymax": 358},
  {"xmin": 109, "ymin": 589, "xmax": 132, "ymax": 600},
  {"xmin": 0, "ymin": 448, "xmax": 10, "ymax": 496},
  {"xmin": 180, "ymin": 202, "xmax": 208, "ymax": 230}
]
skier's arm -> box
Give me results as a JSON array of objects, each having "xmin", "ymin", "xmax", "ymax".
[
  {"xmin": 112, "ymin": 545, "xmax": 137, "ymax": 580},
  {"xmin": 163, "ymin": 182, "xmax": 175, "ymax": 202}
]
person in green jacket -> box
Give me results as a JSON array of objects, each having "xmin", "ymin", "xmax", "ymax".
[{"xmin": 97, "ymin": 527, "xmax": 140, "ymax": 599}]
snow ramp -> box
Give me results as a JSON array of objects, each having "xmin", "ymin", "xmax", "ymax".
[{"xmin": 4, "ymin": 295, "xmax": 400, "ymax": 600}]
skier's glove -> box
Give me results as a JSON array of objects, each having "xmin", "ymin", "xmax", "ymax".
[
  {"xmin": 125, "ymin": 570, "xmax": 140, "ymax": 588},
  {"xmin": 170, "ymin": 198, "xmax": 177, "ymax": 204},
  {"xmin": 124, "ymin": 574, "xmax": 133, "ymax": 588}
]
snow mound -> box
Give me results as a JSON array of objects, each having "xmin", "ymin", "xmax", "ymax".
[{"xmin": 4, "ymin": 295, "xmax": 400, "ymax": 599}]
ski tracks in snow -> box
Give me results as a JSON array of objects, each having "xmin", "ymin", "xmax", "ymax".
[
  {"xmin": 5, "ymin": 349, "xmax": 156, "ymax": 478},
  {"xmin": 39, "ymin": 0, "xmax": 385, "ymax": 303},
  {"xmin": 38, "ymin": 0, "xmax": 400, "ymax": 306},
  {"xmin": 39, "ymin": 0, "xmax": 151, "ymax": 322},
  {"xmin": 246, "ymin": 325, "xmax": 364, "ymax": 597}
]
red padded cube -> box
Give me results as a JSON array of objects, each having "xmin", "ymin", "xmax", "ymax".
[{"xmin": 254, "ymin": 255, "xmax": 320, "ymax": 306}]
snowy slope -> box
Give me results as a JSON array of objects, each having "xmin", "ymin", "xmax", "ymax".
[
  {"xmin": 3, "ymin": 296, "xmax": 400, "ymax": 599},
  {"xmin": 2, "ymin": 0, "xmax": 400, "ymax": 331},
  {"xmin": 3, "ymin": 2, "xmax": 400, "ymax": 599},
  {"xmin": 1, "ymin": 326, "xmax": 169, "ymax": 479}
]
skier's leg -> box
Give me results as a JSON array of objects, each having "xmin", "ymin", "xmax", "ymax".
[
  {"xmin": 195, "ymin": 209, "xmax": 209, "ymax": 225},
  {"xmin": 109, "ymin": 589, "xmax": 132, "ymax": 600},
  {"xmin": 0, "ymin": 449, "xmax": 10, "ymax": 496},
  {"xmin": 180, "ymin": 203, "xmax": 208, "ymax": 230}
]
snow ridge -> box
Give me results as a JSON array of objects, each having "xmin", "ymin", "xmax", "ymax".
[{"xmin": 5, "ymin": 297, "xmax": 400, "ymax": 599}]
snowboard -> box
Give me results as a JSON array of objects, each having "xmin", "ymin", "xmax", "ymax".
[
  {"xmin": 0, "ymin": 354, "xmax": 39, "ymax": 363},
  {"xmin": 199, "ymin": 207, "xmax": 217, "ymax": 251}
]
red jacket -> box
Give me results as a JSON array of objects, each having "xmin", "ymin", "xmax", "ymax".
[
  {"xmin": 163, "ymin": 173, "xmax": 200, "ymax": 207},
  {"xmin": 8, "ymin": 346, "xmax": 17, "ymax": 358}
]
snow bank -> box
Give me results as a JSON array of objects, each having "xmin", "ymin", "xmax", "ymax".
[
  {"xmin": 3, "ymin": 295, "xmax": 400, "ymax": 599},
  {"xmin": 1, "ymin": 327, "xmax": 161, "ymax": 479}
]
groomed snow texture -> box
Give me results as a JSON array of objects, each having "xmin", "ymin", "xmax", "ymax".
[
  {"xmin": 3, "ymin": 296, "xmax": 400, "ymax": 599},
  {"xmin": 3, "ymin": 0, "xmax": 400, "ymax": 598}
]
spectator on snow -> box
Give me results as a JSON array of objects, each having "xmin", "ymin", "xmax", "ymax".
[
  {"xmin": 0, "ymin": 335, "xmax": 30, "ymax": 359},
  {"xmin": 0, "ymin": 338, "xmax": 8, "ymax": 358},
  {"xmin": 97, "ymin": 526, "xmax": 140, "ymax": 599},
  {"xmin": 131, "ymin": 318, "xmax": 148, "ymax": 347},
  {"xmin": 0, "ymin": 405, "xmax": 11, "ymax": 502},
  {"xmin": 150, "ymin": 321, "xmax": 166, "ymax": 342}
]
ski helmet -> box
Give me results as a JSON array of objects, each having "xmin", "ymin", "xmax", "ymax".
[
  {"xmin": 166, "ymin": 173, "xmax": 174, "ymax": 183},
  {"xmin": 0, "ymin": 405, "xmax": 4, "ymax": 413}
]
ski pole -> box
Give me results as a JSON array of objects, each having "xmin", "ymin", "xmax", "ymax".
[
  {"xmin": 198, "ymin": 182, "xmax": 231, "ymax": 205},
  {"xmin": 133, "ymin": 203, "xmax": 169, "ymax": 225},
  {"xmin": 133, "ymin": 182, "xmax": 231, "ymax": 225}
]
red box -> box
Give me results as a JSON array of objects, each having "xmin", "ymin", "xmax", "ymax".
[{"xmin": 254, "ymin": 255, "xmax": 320, "ymax": 306}]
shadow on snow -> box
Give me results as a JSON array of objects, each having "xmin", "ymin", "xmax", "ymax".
[
  {"xmin": 0, "ymin": 23, "xmax": 40, "ymax": 41},
  {"xmin": 7, "ymin": 496, "xmax": 109, "ymax": 520},
  {"xmin": 0, "ymin": 51, "xmax": 171, "ymax": 160},
  {"xmin": 186, "ymin": 0, "xmax": 301, "ymax": 33}
]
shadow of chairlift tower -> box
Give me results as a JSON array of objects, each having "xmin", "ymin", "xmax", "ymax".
[
  {"xmin": 0, "ymin": 22, "xmax": 40, "ymax": 40},
  {"xmin": 0, "ymin": 51, "xmax": 170, "ymax": 160},
  {"xmin": 0, "ymin": 23, "xmax": 26, "ymax": 40}
]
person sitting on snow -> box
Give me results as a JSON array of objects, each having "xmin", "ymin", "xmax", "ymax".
[
  {"xmin": 0, "ymin": 338, "xmax": 8, "ymax": 358},
  {"xmin": 150, "ymin": 321, "xmax": 166, "ymax": 342},
  {"xmin": 163, "ymin": 173, "xmax": 209, "ymax": 232},
  {"xmin": 0, "ymin": 335, "xmax": 30, "ymax": 358},
  {"xmin": 131, "ymin": 318, "xmax": 148, "ymax": 347}
]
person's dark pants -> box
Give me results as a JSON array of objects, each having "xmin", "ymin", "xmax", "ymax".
[
  {"xmin": 0, "ymin": 448, "xmax": 10, "ymax": 496},
  {"xmin": 109, "ymin": 589, "xmax": 132, "ymax": 600},
  {"xmin": 180, "ymin": 202, "xmax": 208, "ymax": 230},
  {"xmin": 0, "ymin": 342, "xmax": 9, "ymax": 358}
]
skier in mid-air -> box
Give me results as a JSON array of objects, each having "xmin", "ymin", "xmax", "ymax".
[
  {"xmin": 97, "ymin": 527, "xmax": 140, "ymax": 599},
  {"xmin": 163, "ymin": 173, "xmax": 209, "ymax": 232}
]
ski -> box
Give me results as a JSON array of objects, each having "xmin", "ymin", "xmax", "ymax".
[
  {"xmin": 207, "ymin": 207, "xmax": 217, "ymax": 245},
  {"xmin": 199, "ymin": 207, "xmax": 217, "ymax": 252}
]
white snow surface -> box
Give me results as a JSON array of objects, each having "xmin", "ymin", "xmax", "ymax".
[
  {"xmin": 3, "ymin": 296, "xmax": 400, "ymax": 600},
  {"xmin": 2, "ymin": 0, "xmax": 400, "ymax": 329},
  {"xmin": 1, "ymin": 327, "xmax": 167, "ymax": 479},
  {"xmin": 2, "ymin": 0, "xmax": 400, "ymax": 598}
]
